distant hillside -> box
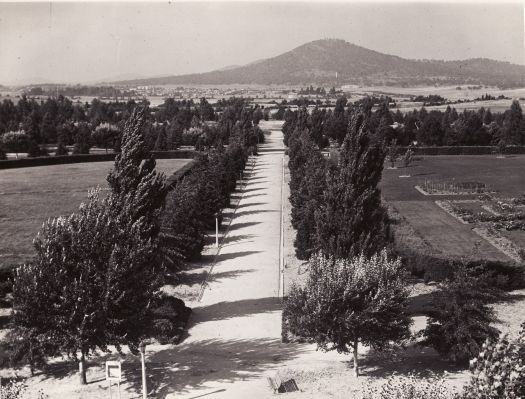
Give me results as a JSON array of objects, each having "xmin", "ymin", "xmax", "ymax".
[{"xmin": 116, "ymin": 39, "xmax": 525, "ymax": 88}]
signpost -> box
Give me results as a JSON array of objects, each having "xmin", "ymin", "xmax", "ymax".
[{"xmin": 105, "ymin": 361, "xmax": 122, "ymax": 399}]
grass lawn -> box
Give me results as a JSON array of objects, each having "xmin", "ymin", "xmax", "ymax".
[
  {"xmin": 0, "ymin": 159, "xmax": 191, "ymax": 269},
  {"xmin": 381, "ymin": 155, "xmax": 525, "ymax": 262}
]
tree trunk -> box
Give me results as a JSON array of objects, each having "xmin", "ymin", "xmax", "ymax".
[
  {"xmin": 352, "ymin": 340, "xmax": 359, "ymax": 378},
  {"xmin": 79, "ymin": 352, "xmax": 87, "ymax": 385}
]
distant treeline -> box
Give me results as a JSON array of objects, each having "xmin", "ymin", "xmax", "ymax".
[
  {"xmin": 25, "ymin": 85, "xmax": 136, "ymax": 98},
  {"xmin": 1, "ymin": 93, "xmax": 523, "ymax": 159},
  {"xmin": 280, "ymin": 96, "xmax": 525, "ymax": 148},
  {"xmin": 0, "ymin": 96, "xmax": 266, "ymax": 158}
]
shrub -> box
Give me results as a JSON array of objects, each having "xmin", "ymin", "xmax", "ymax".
[
  {"xmin": 54, "ymin": 142, "xmax": 69, "ymax": 156},
  {"xmin": 462, "ymin": 327, "xmax": 525, "ymax": 399},
  {"xmin": 1, "ymin": 131, "xmax": 29, "ymax": 156},
  {"xmin": 364, "ymin": 374, "xmax": 457, "ymax": 399},
  {"xmin": 420, "ymin": 266, "xmax": 500, "ymax": 364},
  {"xmin": 150, "ymin": 294, "xmax": 192, "ymax": 345},
  {"xmin": 26, "ymin": 141, "xmax": 49, "ymax": 158},
  {"xmin": 0, "ymin": 380, "xmax": 47, "ymax": 399},
  {"xmin": 0, "ymin": 267, "xmax": 13, "ymax": 300},
  {"xmin": 0, "ymin": 380, "xmax": 27, "ymax": 399}
]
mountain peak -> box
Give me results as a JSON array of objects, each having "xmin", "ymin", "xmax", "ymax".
[{"xmin": 115, "ymin": 39, "xmax": 525, "ymax": 88}]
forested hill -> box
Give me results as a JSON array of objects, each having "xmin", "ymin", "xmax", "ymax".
[{"xmin": 115, "ymin": 39, "xmax": 525, "ymax": 88}]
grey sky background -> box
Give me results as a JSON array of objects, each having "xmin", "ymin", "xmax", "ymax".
[{"xmin": 0, "ymin": 1, "xmax": 524, "ymax": 85}]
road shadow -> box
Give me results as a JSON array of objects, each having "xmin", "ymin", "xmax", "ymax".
[
  {"xmin": 228, "ymin": 221, "xmax": 262, "ymax": 231},
  {"xmin": 241, "ymin": 193, "xmax": 267, "ymax": 200},
  {"xmin": 190, "ymin": 297, "xmax": 282, "ymax": 325},
  {"xmin": 166, "ymin": 269, "xmax": 255, "ymax": 287},
  {"xmin": 214, "ymin": 250, "xmax": 262, "ymax": 263},
  {"xmin": 233, "ymin": 209, "xmax": 279, "ymax": 218},
  {"xmin": 246, "ymin": 180, "xmax": 269, "ymax": 186},
  {"xmin": 222, "ymin": 208, "xmax": 276, "ymax": 219},
  {"xmin": 235, "ymin": 202, "xmax": 267, "ymax": 210},
  {"xmin": 240, "ymin": 187, "xmax": 266, "ymax": 194},
  {"xmin": 244, "ymin": 176, "xmax": 267, "ymax": 182},
  {"xmin": 221, "ymin": 234, "xmax": 256, "ymax": 245},
  {"xmin": 122, "ymin": 337, "xmax": 306, "ymax": 398},
  {"xmin": 496, "ymin": 291, "xmax": 525, "ymax": 303}
]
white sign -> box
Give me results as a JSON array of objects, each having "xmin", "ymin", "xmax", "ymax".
[{"xmin": 105, "ymin": 361, "xmax": 122, "ymax": 382}]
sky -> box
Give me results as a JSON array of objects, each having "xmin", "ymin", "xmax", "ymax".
[{"xmin": 0, "ymin": 1, "xmax": 524, "ymax": 85}]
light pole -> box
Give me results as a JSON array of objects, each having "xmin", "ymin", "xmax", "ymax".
[{"xmin": 139, "ymin": 341, "xmax": 147, "ymax": 399}]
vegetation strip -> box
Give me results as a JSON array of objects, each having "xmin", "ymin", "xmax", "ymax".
[{"xmin": 195, "ymin": 156, "xmax": 256, "ymax": 303}]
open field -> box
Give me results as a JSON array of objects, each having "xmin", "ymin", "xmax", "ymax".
[
  {"xmin": 396, "ymin": 99, "xmax": 516, "ymax": 113},
  {"xmin": 381, "ymin": 155, "xmax": 525, "ymax": 262},
  {"xmin": 0, "ymin": 159, "xmax": 191, "ymax": 269},
  {"xmin": 342, "ymin": 85, "xmax": 525, "ymax": 114},
  {"xmin": 343, "ymin": 84, "xmax": 525, "ymax": 101}
]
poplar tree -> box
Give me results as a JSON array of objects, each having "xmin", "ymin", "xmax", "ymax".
[
  {"xmin": 11, "ymin": 109, "xmax": 166, "ymax": 384},
  {"xmin": 289, "ymin": 135, "xmax": 327, "ymax": 259},
  {"xmin": 315, "ymin": 110, "xmax": 390, "ymax": 259},
  {"xmin": 501, "ymin": 100, "xmax": 524, "ymax": 145}
]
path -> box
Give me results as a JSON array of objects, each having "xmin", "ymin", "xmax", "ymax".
[
  {"xmin": 154, "ymin": 122, "xmax": 345, "ymax": 399},
  {"xmin": 158, "ymin": 122, "xmax": 291, "ymax": 398}
]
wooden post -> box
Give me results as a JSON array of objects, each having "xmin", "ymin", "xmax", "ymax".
[
  {"xmin": 79, "ymin": 352, "xmax": 87, "ymax": 385},
  {"xmin": 215, "ymin": 215, "xmax": 219, "ymax": 248},
  {"xmin": 140, "ymin": 342, "xmax": 147, "ymax": 399},
  {"xmin": 353, "ymin": 341, "xmax": 359, "ymax": 377}
]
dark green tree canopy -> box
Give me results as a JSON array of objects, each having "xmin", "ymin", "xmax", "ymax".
[{"xmin": 315, "ymin": 110, "xmax": 390, "ymax": 259}]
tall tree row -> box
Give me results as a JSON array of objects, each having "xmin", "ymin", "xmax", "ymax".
[
  {"xmin": 10, "ymin": 109, "xmax": 166, "ymax": 383},
  {"xmin": 284, "ymin": 101, "xmax": 410, "ymax": 377},
  {"xmin": 315, "ymin": 110, "xmax": 390, "ymax": 258}
]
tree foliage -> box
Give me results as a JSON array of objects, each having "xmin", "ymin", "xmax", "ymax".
[
  {"xmin": 288, "ymin": 133, "xmax": 327, "ymax": 259},
  {"xmin": 284, "ymin": 251, "xmax": 412, "ymax": 377},
  {"xmin": 315, "ymin": 110, "xmax": 390, "ymax": 259},
  {"xmin": 463, "ymin": 326, "xmax": 525, "ymax": 399},
  {"xmin": 10, "ymin": 109, "xmax": 166, "ymax": 383},
  {"xmin": 420, "ymin": 266, "xmax": 500, "ymax": 364}
]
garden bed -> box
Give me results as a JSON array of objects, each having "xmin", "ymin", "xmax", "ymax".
[
  {"xmin": 416, "ymin": 180, "xmax": 493, "ymax": 195},
  {"xmin": 435, "ymin": 197, "xmax": 525, "ymax": 263}
]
